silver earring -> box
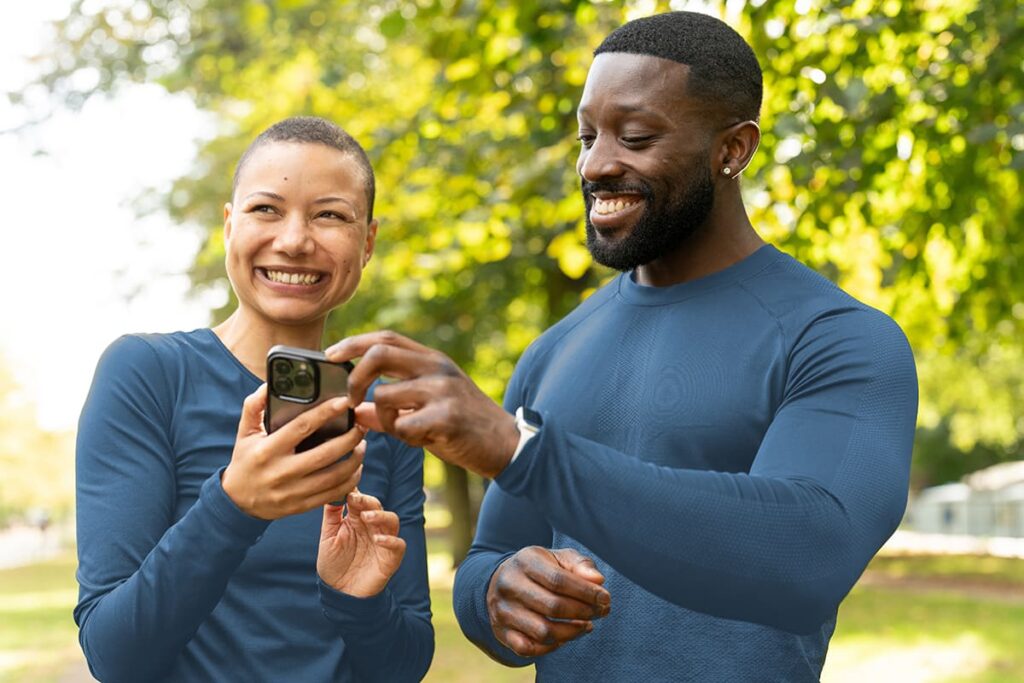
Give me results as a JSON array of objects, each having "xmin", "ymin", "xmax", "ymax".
[{"xmin": 722, "ymin": 167, "xmax": 732, "ymax": 176}]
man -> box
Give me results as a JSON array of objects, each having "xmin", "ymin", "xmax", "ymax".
[{"xmin": 328, "ymin": 11, "xmax": 917, "ymax": 681}]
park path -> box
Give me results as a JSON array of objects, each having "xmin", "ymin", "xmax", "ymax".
[{"xmin": 0, "ymin": 524, "xmax": 62, "ymax": 569}]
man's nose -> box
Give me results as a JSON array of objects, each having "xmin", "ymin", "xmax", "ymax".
[{"xmin": 577, "ymin": 135, "xmax": 626, "ymax": 182}]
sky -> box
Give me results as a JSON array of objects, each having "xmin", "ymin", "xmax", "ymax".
[{"xmin": 0, "ymin": 1, "xmax": 221, "ymax": 431}]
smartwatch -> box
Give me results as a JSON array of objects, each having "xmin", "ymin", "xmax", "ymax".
[{"xmin": 510, "ymin": 406, "xmax": 542, "ymax": 464}]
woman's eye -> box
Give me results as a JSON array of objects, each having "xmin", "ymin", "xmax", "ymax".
[
  {"xmin": 250, "ymin": 204, "xmax": 276, "ymax": 214},
  {"xmin": 317, "ymin": 211, "xmax": 349, "ymax": 221}
]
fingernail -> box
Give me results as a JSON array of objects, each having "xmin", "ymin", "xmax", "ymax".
[
  {"xmin": 363, "ymin": 511, "xmax": 376, "ymax": 520},
  {"xmin": 331, "ymin": 397, "xmax": 348, "ymax": 410},
  {"xmin": 586, "ymin": 622, "xmax": 594, "ymax": 632}
]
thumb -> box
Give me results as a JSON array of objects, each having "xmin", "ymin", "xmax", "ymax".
[
  {"xmin": 553, "ymin": 548, "xmax": 605, "ymax": 585},
  {"xmin": 237, "ymin": 384, "xmax": 268, "ymax": 439},
  {"xmin": 320, "ymin": 503, "xmax": 344, "ymax": 543},
  {"xmin": 354, "ymin": 402, "xmax": 383, "ymax": 432}
]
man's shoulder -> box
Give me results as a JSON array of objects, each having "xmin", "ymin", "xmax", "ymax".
[
  {"xmin": 743, "ymin": 250, "xmax": 899, "ymax": 333},
  {"xmin": 743, "ymin": 252, "xmax": 913, "ymax": 371}
]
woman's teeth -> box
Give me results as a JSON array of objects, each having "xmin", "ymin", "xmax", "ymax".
[
  {"xmin": 265, "ymin": 270, "xmax": 322, "ymax": 285},
  {"xmin": 594, "ymin": 197, "xmax": 640, "ymax": 215}
]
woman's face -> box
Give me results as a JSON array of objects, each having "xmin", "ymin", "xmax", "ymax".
[{"xmin": 223, "ymin": 141, "xmax": 377, "ymax": 329}]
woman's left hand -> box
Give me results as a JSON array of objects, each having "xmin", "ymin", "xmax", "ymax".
[{"xmin": 317, "ymin": 490, "xmax": 406, "ymax": 597}]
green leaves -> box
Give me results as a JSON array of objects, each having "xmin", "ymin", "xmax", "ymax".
[{"xmin": 23, "ymin": 0, "xmax": 1024, "ymax": 478}]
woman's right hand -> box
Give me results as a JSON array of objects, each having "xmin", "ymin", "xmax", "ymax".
[{"xmin": 222, "ymin": 384, "xmax": 366, "ymax": 520}]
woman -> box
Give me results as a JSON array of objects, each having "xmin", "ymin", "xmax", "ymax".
[{"xmin": 74, "ymin": 117, "xmax": 433, "ymax": 681}]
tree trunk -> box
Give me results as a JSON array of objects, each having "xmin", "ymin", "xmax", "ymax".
[{"xmin": 444, "ymin": 462, "xmax": 473, "ymax": 567}]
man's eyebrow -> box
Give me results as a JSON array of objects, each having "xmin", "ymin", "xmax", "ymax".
[
  {"xmin": 243, "ymin": 191, "xmax": 285, "ymax": 202},
  {"xmin": 577, "ymin": 103, "xmax": 669, "ymax": 118}
]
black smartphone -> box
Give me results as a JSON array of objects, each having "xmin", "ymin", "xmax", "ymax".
[{"xmin": 264, "ymin": 345, "xmax": 355, "ymax": 452}]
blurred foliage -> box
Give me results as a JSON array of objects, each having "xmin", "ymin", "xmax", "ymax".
[
  {"xmin": 17, "ymin": 0, "xmax": 1024, "ymax": 509},
  {"xmin": 0, "ymin": 362, "xmax": 75, "ymax": 526}
]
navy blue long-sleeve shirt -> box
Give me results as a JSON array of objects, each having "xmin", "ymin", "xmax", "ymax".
[
  {"xmin": 453, "ymin": 245, "xmax": 917, "ymax": 681},
  {"xmin": 75, "ymin": 329, "xmax": 433, "ymax": 682}
]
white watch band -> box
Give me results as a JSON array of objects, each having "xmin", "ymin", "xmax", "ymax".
[{"xmin": 509, "ymin": 406, "xmax": 540, "ymax": 464}]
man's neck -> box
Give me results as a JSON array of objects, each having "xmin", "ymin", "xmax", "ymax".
[{"xmin": 634, "ymin": 193, "xmax": 764, "ymax": 287}]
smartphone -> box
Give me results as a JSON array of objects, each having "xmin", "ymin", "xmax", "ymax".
[{"xmin": 264, "ymin": 345, "xmax": 355, "ymax": 452}]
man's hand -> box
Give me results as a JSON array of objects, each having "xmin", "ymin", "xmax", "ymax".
[
  {"xmin": 222, "ymin": 385, "xmax": 366, "ymax": 520},
  {"xmin": 487, "ymin": 547, "xmax": 611, "ymax": 658},
  {"xmin": 326, "ymin": 331, "xmax": 521, "ymax": 479},
  {"xmin": 317, "ymin": 489, "xmax": 406, "ymax": 597}
]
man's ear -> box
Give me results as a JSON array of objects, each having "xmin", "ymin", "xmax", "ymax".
[
  {"xmin": 223, "ymin": 202, "xmax": 233, "ymax": 241},
  {"xmin": 362, "ymin": 219, "xmax": 378, "ymax": 267},
  {"xmin": 715, "ymin": 120, "xmax": 761, "ymax": 179}
]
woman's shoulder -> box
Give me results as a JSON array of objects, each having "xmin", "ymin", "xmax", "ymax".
[{"xmin": 100, "ymin": 329, "xmax": 215, "ymax": 370}]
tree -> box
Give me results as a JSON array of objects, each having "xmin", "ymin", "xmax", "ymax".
[{"xmin": 19, "ymin": 0, "xmax": 1024, "ymax": 558}]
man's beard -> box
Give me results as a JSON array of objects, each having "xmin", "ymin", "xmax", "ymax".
[{"xmin": 583, "ymin": 160, "xmax": 715, "ymax": 272}]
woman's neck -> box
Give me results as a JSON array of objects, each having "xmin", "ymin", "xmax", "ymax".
[{"xmin": 212, "ymin": 309, "xmax": 325, "ymax": 381}]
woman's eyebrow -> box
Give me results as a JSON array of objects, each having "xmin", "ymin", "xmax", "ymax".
[
  {"xmin": 313, "ymin": 196, "xmax": 355, "ymax": 206},
  {"xmin": 244, "ymin": 190, "xmax": 285, "ymax": 202}
]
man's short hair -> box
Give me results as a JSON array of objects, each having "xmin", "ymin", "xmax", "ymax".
[
  {"xmin": 233, "ymin": 116, "xmax": 376, "ymax": 221},
  {"xmin": 595, "ymin": 11, "xmax": 762, "ymax": 124}
]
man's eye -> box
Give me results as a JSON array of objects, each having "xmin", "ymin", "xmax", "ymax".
[
  {"xmin": 576, "ymin": 134, "xmax": 595, "ymax": 148},
  {"xmin": 621, "ymin": 136, "xmax": 653, "ymax": 146}
]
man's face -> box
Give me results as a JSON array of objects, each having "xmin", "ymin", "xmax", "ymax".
[{"xmin": 576, "ymin": 53, "xmax": 716, "ymax": 271}]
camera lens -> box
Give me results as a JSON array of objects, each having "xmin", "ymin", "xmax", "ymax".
[
  {"xmin": 272, "ymin": 375, "xmax": 294, "ymax": 395},
  {"xmin": 293, "ymin": 370, "xmax": 312, "ymax": 388},
  {"xmin": 272, "ymin": 358, "xmax": 292, "ymax": 377}
]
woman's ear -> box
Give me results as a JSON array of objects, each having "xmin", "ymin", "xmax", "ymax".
[
  {"xmin": 716, "ymin": 120, "xmax": 761, "ymax": 179},
  {"xmin": 362, "ymin": 219, "xmax": 378, "ymax": 267},
  {"xmin": 223, "ymin": 202, "xmax": 234, "ymax": 241}
]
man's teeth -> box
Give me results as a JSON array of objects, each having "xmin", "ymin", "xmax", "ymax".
[
  {"xmin": 265, "ymin": 270, "xmax": 322, "ymax": 285},
  {"xmin": 593, "ymin": 197, "xmax": 640, "ymax": 215}
]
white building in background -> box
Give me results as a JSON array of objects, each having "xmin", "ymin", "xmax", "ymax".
[{"xmin": 906, "ymin": 461, "xmax": 1024, "ymax": 538}]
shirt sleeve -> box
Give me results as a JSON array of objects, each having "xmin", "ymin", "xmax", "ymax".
[
  {"xmin": 319, "ymin": 435, "xmax": 434, "ymax": 681},
  {"xmin": 74, "ymin": 336, "xmax": 270, "ymax": 683},
  {"xmin": 451, "ymin": 358, "xmax": 553, "ymax": 667},
  {"xmin": 492, "ymin": 307, "xmax": 918, "ymax": 635}
]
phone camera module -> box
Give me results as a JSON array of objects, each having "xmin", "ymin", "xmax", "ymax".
[{"xmin": 270, "ymin": 355, "xmax": 318, "ymax": 401}]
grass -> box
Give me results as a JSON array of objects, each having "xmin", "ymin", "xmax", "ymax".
[
  {"xmin": 2, "ymin": 548, "xmax": 1021, "ymax": 682},
  {"xmin": 424, "ymin": 584, "xmax": 531, "ymax": 683},
  {"xmin": 865, "ymin": 554, "xmax": 1024, "ymax": 585},
  {"xmin": 0, "ymin": 553, "xmax": 81, "ymax": 683}
]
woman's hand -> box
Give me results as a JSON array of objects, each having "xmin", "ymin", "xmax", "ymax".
[
  {"xmin": 222, "ymin": 384, "xmax": 366, "ymax": 520},
  {"xmin": 317, "ymin": 490, "xmax": 406, "ymax": 597}
]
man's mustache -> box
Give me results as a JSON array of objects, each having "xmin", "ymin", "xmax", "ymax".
[{"xmin": 581, "ymin": 180, "xmax": 652, "ymax": 198}]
